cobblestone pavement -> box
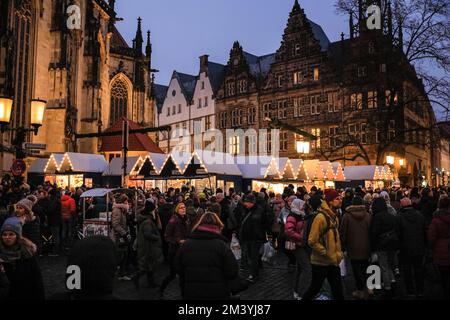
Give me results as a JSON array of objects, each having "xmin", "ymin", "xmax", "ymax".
[{"xmin": 40, "ymin": 252, "xmax": 445, "ymax": 300}]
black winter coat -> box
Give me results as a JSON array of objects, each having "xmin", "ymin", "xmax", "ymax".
[
  {"xmin": 238, "ymin": 203, "xmax": 269, "ymax": 242},
  {"xmin": 157, "ymin": 203, "xmax": 174, "ymax": 235},
  {"xmin": 33, "ymin": 202, "xmax": 47, "ymax": 226},
  {"xmin": 47, "ymin": 195, "xmax": 62, "ymax": 227},
  {"xmin": 397, "ymin": 206, "xmax": 427, "ymax": 257},
  {"xmin": 22, "ymin": 218, "xmax": 42, "ymax": 248},
  {"xmin": 3, "ymin": 255, "xmax": 44, "ymax": 300},
  {"xmin": 419, "ymin": 197, "xmax": 437, "ymax": 227},
  {"xmin": 370, "ymin": 210, "xmax": 399, "ymax": 251},
  {"xmin": 176, "ymin": 229, "xmax": 239, "ymax": 300}
]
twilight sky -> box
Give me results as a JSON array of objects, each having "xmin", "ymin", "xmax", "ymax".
[{"xmin": 114, "ymin": 0, "xmax": 348, "ymax": 85}]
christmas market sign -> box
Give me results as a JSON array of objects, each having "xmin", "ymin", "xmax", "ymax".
[{"xmin": 11, "ymin": 159, "xmax": 26, "ymax": 176}]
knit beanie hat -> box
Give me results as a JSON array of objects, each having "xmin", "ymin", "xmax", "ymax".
[
  {"xmin": 16, "ymin": 198, "xmax": 34, "ymax": 214},
  {"xmin": 372, "ymin": 197, "xmax": 388, "ymax": 214},
  {"xmin": 1, "ymin": 217, "xmax": 23, "ymax": 237},
  {"xmin": 291, "ymin": 199, "xmax": 305, "ymax": 215},
  {"xmin": 26, "ymin": 195, "xmax": 38, "ymax": 205},
  {"xmin": 324, "ymin": 189, "xmax": 339, "ymax": 203}
]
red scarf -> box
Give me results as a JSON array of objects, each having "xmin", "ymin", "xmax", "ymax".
[{"xmin": 196, "ymin": 224, "xmax": 221, "ymax": 234}]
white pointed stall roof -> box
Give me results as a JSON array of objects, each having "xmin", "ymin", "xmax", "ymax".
[
  {"xmin": 57, "ymin": 153, "xmax": 108, "ymax": 173},
  {"xmin": 273, "ymin": 158, "xmax": 289, "ymax": 177},
  {"xmin": 235, "ymin": 155, "xmax": 272, "ymax": 179},
  {"xmin": 303, "ymin": 159, "xmax": 322, "ymax": 180},
  {"xmin": 343, "ymin": 165, "xmax": 384, "ymax": 181},
  {"xmin": 332, "ymin": 162, "xmax": 346, "ymax": 181},
  {"xmin": 28, "ymin": 158, "xmax": 50, "ymax": 173},
  {"xmin": 319, "ymin": 161, "xmax": 335, "ymax": 180},
  {"xmin": 383, "ymin": 166, "xmax": 394, "ymax": 181},
  {"xmin": 44, "ymin": 153, "xmax": 64, "ymax": 173},
  {"xmin": 148, "ymin": 153, "xmax": 169, "ymax": 173},
  {"xmin": 280, "ymin": 159, "xmax": 297, "ymax": 180},
  {"xmin": 170, "ymin": 150, "xmax": 192, "ymax": 173},
  {"xmin": 193, "ymin": 150, "xmax": 242, "ymax": 176},
  {"xmin": 102, "ymin": 156, "xmax": 142, "ymax": 176}
]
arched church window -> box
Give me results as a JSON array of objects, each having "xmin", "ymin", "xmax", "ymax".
[{"xmin": 110, "ymin": 78, "xmax": 129, "ymax": 126}]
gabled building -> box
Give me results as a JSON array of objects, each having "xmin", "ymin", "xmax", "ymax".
[
  {"xmin": 215, "ymin": 0, "xmax": 439, "ymax": 186},
  {"xmin": 155, "ymin": 55, "xmax": 225, "ymax": 153}
]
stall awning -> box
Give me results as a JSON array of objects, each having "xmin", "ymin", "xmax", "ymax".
[
  {"xmin": 319, "ymin": 161, "xmax": 335, "ymax": 180},
  {"xmin": 193, "ymin": 150, "xmax": 242, "ymax": 176},
  {"xmin": 80, "ymin": 188, "xmax": 117, "ymax": 198},
  {"xmin": 344, "ymin": 165, "xmax": 384, "ymax": 181},
  {"xmin": 303, "ymin": 159, "xmax": 322, "ymax": 180},
  {"xmin": 102, "ymin": 156, "xmax": 142, "ymax": 176},
  {"xmin": 235, "ymin": 155, "xmax": 273, "ymax": 179},
  {"xmin": 44, "ymin": 154, "xmax": 65, "ymax": 173},
  {"xmin": 171, "ymin": 150, "xmax": 193, "ymax": 173},
  {"xmin": 45, "ymin": 153, "xmax": 108, "ymax": 174},
  {"xmin": 148, "ymin": 153, "xmax": 168, "ymax": 173},
  {"xmin": 332, "ymin": 162, "xmax": 346, "ymax": 181},
  {"xmin": 28, "ymin": 158, "xmax": 50, "ymax": 174}
]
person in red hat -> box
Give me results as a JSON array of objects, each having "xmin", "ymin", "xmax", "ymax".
[{"xmin": 302, "ymin": 189, "xmax": 344, "ymax": 300}]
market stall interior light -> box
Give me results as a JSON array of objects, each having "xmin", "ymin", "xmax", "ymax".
[
  {"xmin": 386, "ymin": 156, "xmax": 395, "ymax": 165},
  {"xmin": 0, "ymin": 96, "xmax": 13, "ymax": 131},
  {"xmin": 399, "ymin": 159, "xmax": 405, "ymax": 166}
]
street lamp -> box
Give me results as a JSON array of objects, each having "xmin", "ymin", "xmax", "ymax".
[
  {"xmin": 0, "ymin": 96, "xmax": 46, "ymax": 159},
  {"xmin": 0, "ymin": 97, "xmax": 46, "ymax": 135}
]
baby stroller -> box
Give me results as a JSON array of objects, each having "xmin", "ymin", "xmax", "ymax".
[{"xmin": 40, "ymin": 224, "xmax": 56, "ymax": 255}]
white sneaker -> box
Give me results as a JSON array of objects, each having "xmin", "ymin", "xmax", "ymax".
[{"xmin": 293, "ymin": 292, "xmax": 300, "ymax": 300}]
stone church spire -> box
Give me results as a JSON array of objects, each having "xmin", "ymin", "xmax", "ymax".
[{"xmin": 134, "ymin": 17, "xmax": 143, "ymax": 55}]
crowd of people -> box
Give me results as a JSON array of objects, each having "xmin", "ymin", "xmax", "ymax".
[{"xmin": 0, "ymin": 175, "xmax": 450, "ymax": 300}]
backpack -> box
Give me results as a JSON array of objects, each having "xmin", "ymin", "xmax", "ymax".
[{"xmin": 303, "ymin": 211, "xmax": 332, "ymax": 250}]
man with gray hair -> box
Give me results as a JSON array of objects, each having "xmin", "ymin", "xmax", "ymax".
[{"xmin": 397, "ymin": 197, "xmax": 427, "ymax": 298}]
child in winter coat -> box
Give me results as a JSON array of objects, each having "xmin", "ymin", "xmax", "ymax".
[{"xmin": 285, "ymin": 199, "xmax": 311, "ymax": 300}]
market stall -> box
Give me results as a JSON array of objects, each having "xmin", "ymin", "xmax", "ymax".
[
  {"xmin": 43, "ymin": 152, "xmax": 108, "ymax": 189},
  {"xmin": 27, "ymin": 158, "xmax": 51, "ymax": 186},
  {"xmin": 341, "ymin": 165, "xmax": 386, "ymax": 189},
  {"xmin": 189, "ymin": 150, "xmax": 242, "ymax": 193},
  {"xmin": 102, "ymin": 156, "xmax": 144, "ymax": 188},
  {"xmin": 80, "ymin": 188, "xmax": 116, "ymax": 238}
]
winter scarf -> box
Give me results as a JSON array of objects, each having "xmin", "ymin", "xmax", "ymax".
[
  {"xmin": 196, "ymin": 224, "xmax": 221, "ymax": 234},
  {"xmin": 113, "ymin": 203, "xmax": 129, "ymax": 212},
  {"xmin": 0, "ymin": 238, "xmax": 35, "ymax": 263}
]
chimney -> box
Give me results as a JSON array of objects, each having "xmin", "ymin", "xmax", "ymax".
[{"xmin": 199, "ymin": 55, "xmax": 209, "ymax": 73}]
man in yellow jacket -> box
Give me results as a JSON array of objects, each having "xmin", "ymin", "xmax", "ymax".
[{"xmin": 302, "ymin": 189, "xmax": 344, "ymax": 300}]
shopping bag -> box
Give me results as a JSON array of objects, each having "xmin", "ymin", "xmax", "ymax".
[
  {"xmin": 261, "ymin": 242, "xmax": 275, "ymax": 263},
  {"xmin": 339, "ymin": 257, "xmax": 347, "ymax": 277},
  {"xmin": 230, "ymin": 233, "xmax": 241, "ymax": 260}
]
